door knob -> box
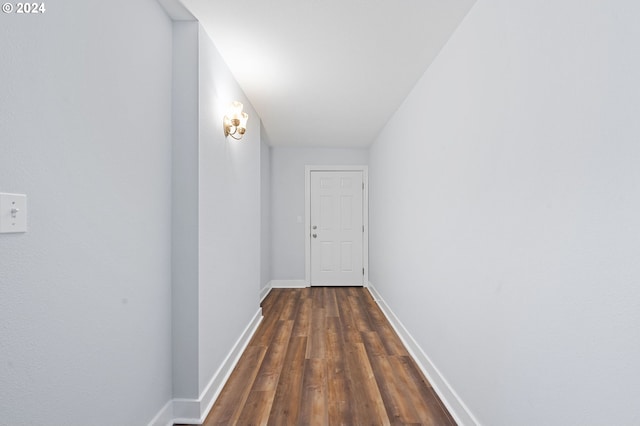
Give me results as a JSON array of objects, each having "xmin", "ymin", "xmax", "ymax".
[
  {"xmin": 312, "ymin": 233, "xmax": 317, "ymax": 238},
  {"xmin": 312, "ymin": 225, "xmax": 317, "ymax": 229}
]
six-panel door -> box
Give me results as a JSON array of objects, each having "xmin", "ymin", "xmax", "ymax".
[{"xmin": 310, "ymin": 171, "xmax": 364, "ymax": 286}]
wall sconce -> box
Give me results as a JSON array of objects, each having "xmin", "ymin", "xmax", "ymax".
[{"xmin": 223, "ymin": 101, "xmax": 249, "ymax": 140}]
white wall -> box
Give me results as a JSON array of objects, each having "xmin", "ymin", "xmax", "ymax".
[
  {"xmin": 271, "ymin": 147, "xmax": 368, "ymax": 280},
  {"xmin": 0, "ymin": 0, "xmax": 173, "ymax": 424},
  {"xmin": 197, "ymin": 25, "xmax": 262, "ymax": 396},
  {"xmin": 260, "ymin": 126, "xmax": 272, "ymax": 293},
  {"xmin": 171, "ymin": 20, "xmax": 200, "ymax": 400},
  {"xmin": 170, "ymin": 22, "xmax": 263, "ymax": 407},
  {"xmin": 369, "ymin": 1, "xmax": 640, "ymax": 425}
]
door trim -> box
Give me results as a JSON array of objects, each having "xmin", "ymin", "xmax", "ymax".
[{"xmin": 305, "ymin": 165, "xmax": 369, "ymax": 287}]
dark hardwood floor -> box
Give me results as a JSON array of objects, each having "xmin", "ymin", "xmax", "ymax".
[{"xmin": 189, "ymin": 286, "xmax": 456, "ymax": 425}]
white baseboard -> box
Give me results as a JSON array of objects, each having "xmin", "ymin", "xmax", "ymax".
[
  {"xmin": 260, "ymin": 282, "xmax": 272, "ymax": 302},
  {"xmin": 366, "ymin": 282, "xmax": 480, "ymax": 426},
  {"xmin": 171, "ymin": 398, "xmax": 201, "ymax": 424},
  {"xmin": 260, "ymin": 279, "xmax": 308, "ymax": 303},
  {"xmin": 195, "ymin": 307, "xmax": 263, "ymax": 421},
  {"xmin": 148, "ymin": 308, "xmax": 263, "ymax": 426},
  {"xmin": 269, "ymin": 279, "xmax": 308, "ymax": 288},
  {"xmin": 146, "ymin": 400, "xmax": 173, "ymax": 426}
]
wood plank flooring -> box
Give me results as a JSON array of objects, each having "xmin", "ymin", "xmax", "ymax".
[{"xmin": 189, "ymin": 287, "xmax": 456, "ymax": 426}]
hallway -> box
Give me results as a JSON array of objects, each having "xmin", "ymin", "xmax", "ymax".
[{"xmin": 194, "ymin": 287, "xmax": 455, "ymax": 425}]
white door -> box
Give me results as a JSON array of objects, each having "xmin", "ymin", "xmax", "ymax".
[{"xmin": 310, "ymin": 171, "xmax": 364, "ymax": 286}]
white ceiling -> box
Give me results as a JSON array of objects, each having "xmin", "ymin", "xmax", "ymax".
[{"xmin": 178, "ymin": 0, "xmax": 476, "ymax": 147}]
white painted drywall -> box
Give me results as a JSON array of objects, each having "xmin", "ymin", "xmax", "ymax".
[
  {"xmin": 0, "ymin": 0, "xmax": 173, "ymax": 424},
  {"xmin": 171, "ymin": 20, "xmax": 201, "ymax": 400},
  {"xmin": 369, "ymin": 1, "xmax": 640, "ymax": 425},
  {"xmin": 197, "ymin": 25, "xmax": 262, "ymax": 395},
  {"xmin": 260, "ymin": 126, "xmax": 272, "ymax": 292},
  {"xmin": 271, "ymin": 147, "xmax": 368, "ymax": 280},
  {"xmin": 169, "ymin": 21, "xmax": 264, "ymax": 403}
]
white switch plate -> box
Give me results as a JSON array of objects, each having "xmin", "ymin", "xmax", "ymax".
[{"xmin": 0, "ymin": 193, "xmax": 27, "ymax": 233}]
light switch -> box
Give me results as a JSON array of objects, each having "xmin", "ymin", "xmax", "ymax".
[{"xmin": 0, "ymin": 193, "xmax": 27, "ymax": 233}]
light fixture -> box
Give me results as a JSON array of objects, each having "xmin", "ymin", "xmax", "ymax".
[{"xmin": 223, "ymin": 101, "xmax": 249, "ymax": 140}]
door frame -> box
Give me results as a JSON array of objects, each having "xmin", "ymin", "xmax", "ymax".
[{"xmin": 305, "ymin": 165, "xmax": 369, "ymax": 287}]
